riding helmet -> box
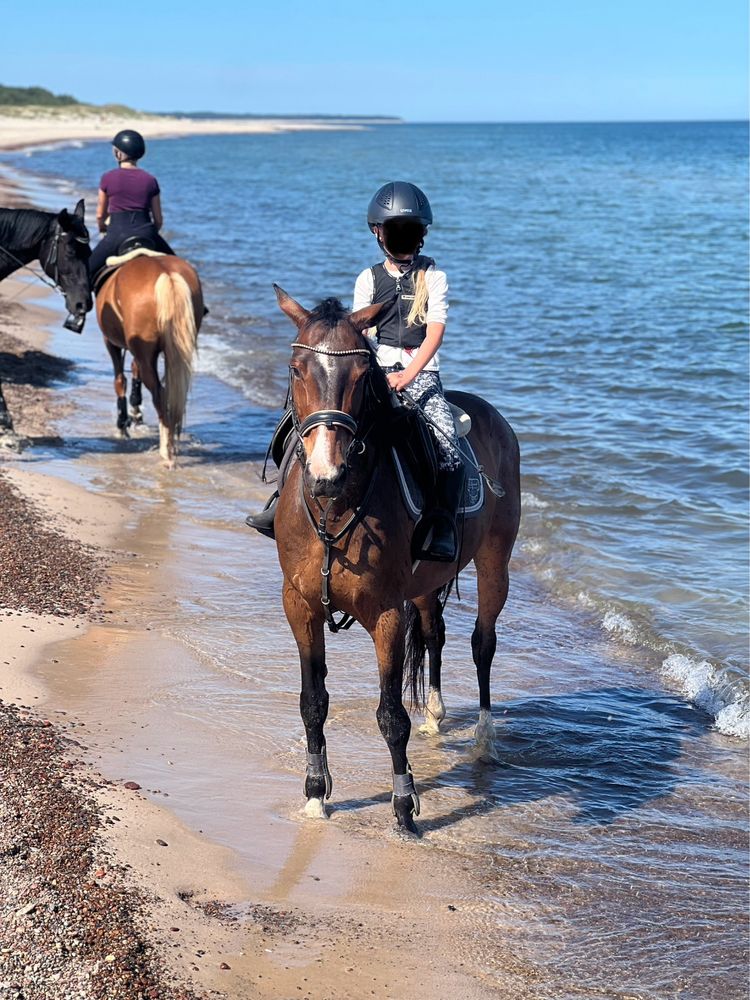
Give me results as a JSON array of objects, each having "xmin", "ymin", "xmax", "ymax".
[
  {"xmin": 367, "ymin": 181, "xmax": 433, "ymax": 230},
  {"xmin": 112, "ymin": 129, "xmax": 146, "ymax": 161}
]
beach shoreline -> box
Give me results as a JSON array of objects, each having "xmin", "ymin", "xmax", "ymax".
[{"xmin": 0, "ymin": 107, "xmax": 384, "ymax": 154}]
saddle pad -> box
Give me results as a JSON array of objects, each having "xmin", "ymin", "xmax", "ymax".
[
  {"xmin": 392, "ymin": 435, "xmax": 485, "ymax": 521},
  {"xmin": 105, "ymin": 247, "xmax": 166, "ymax": 267}
]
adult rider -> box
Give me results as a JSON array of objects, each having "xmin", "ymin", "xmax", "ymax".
[{"xmin": 88, "ymin": 129, "xmax": 175, "ymax": 283}]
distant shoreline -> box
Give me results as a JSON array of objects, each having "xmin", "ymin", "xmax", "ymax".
[{"xmin": 0, "ymin": 108, "xmax": 396, "ymax": 154}]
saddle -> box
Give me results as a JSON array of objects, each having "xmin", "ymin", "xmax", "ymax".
[
  {"xmin": 266, "ymin": 398, "xmax": 480, "ymax": 519},
  {"xmin": 92, "ymin": 241, "xmax": 165, "ymax": 294}
]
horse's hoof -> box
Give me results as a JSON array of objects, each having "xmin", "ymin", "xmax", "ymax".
[
  {"xmin": 129, "ymin": 409, "xmax": 143, "ymax": 424},
  {"xmin": 392, "ymin": 796, "xmax": 420, "ymax": 837},
  {"xmin": 302, "ymin": 797, "xmax": 328, "ymax": 820},
  {"xmin": 117, "ymin": 427, "xmax": 130, "ymax": 439},
  {"xmin": 418, "ymin": 717, "xmax": 442, "ymax": 736}
]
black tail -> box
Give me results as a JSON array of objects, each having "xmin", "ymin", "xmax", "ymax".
[{"xmin": 403, "ymin": 600, "xmax": 426, "ymax": 709}]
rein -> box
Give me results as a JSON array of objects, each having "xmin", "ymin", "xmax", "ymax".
[{"xmin": 289, "ymin": 339, "xmax": 377, "ymax": 632}]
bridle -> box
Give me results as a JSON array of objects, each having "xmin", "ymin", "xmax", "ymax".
[
  {"xmin": 288, "ymin": 339, "xmax": 378, "ymax": 633},
  {"xmin": 0, "ymin": 221, "xmax": 90, "ymax": 294}
]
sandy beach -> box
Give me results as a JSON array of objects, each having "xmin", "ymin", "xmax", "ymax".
[{"xmin": 0, "ymin": 107, "xmax": 379, "ymax": 153}]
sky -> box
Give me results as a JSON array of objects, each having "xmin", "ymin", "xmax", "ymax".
[{"xmin": 3, "ymin": 0, "xmax": 747, "ymax": 122}]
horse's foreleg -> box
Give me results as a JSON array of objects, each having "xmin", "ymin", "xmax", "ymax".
[
  {"xmin": 129, "ymin": 358, "xmax": 144, "ymax": 424},
  {"xmin": 283, "ymin": 583, "xmax": 331, "ymax": 819},
  {"xmin": 104, "ymin": 340, "xmax": 129, "ymax": 437},
  {"xmin": 372, "ymin": 607, "xmax": 420, "ymax": 834},
  {"xmin": 471, "ymin": 546, "xmax": 510, "ymax": 762},
  {"xmin": 415, "ymin": 593, "xmax": 447, "ymax": 735}
]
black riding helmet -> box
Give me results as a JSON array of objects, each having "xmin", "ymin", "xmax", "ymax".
[
  {"xmin": 367, "ymin": 181, "xmax": 433, "ymax": 265},
  {"xmin": 112, "ymin": 129, "xmax": 146, "ymax": 161}
]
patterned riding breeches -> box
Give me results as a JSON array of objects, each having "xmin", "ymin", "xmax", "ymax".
[{"xmin": 387, "ymin": 369, "xmax": 461, "ymax": 471}]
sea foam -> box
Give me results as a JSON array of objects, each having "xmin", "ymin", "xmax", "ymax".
[{"xmin": 661, "ymin": 653, "xmax": 749, "ymax": 739}]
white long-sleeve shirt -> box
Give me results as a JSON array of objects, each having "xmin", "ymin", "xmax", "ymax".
[{"xmin": 352, "ymin": 262, "xmax": 449, "ymax": 371}]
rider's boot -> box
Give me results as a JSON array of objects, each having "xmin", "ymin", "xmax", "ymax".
[
  {"xmin": 422, "ymin": 465, "xmax": 465, "ymax": 562},
  {"xmin": 245, "ymin": 491, "xmax": 279, "ymax": 539}
]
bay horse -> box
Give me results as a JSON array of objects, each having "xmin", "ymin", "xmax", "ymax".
[
  {"xmin": 0, "ymin": 201, "xmax": 91, "ymax": 439},
  {"xmin": 95, "ymin": 254, "xmax": 203, "ymax": 466},
  {"xmin": 271, "ymin": 286, "xmax": 520, "ymax": 834}
]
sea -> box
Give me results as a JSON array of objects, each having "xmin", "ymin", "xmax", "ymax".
[{"xmin": 1, "ymin": 121, "xmax": 748, "ymax": 998}]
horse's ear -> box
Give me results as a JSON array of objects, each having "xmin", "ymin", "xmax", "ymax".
[
  {"xmin": 273, "ymin": 284, "xmax": 310, "ymax": 328},
  {"xmin": 349, "ymin": 299, "xmax": 390, "ymax": 332},
  {"xmin": 74, "ymin": 198, "xmax": 85, "ymax": 219}
]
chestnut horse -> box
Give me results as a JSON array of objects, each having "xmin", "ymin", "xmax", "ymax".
[
  {"xmin": 272, "ymin": 287, "xmax": 520, "ymax": 834},
  {"xmin": 95, "ymin": 254, "xmax": 203, "ymax": 465}
]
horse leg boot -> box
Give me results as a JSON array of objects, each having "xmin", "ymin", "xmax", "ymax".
[
  {"xmin": 374, "ymin": 609, "xmax": 420, "ymax": 834},
  {"xmin": 129, "ymin": 359, "xmax": 144, "ymax": 424},
  {"xmin": 423, "ymin": 465, "xmax": 465, "ymax": 563},
  {"xmin": 105, "ymin": 342, "xmax": 130, "ymax": 437}
]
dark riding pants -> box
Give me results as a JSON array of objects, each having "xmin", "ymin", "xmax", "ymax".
[{"xmin": 88, "ymin": 210, "xmax": 175, "ymax": 280}]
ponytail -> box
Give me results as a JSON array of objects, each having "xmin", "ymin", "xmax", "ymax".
[{"xmin": 406, "ymin": 268, "xmax": 429, "ymax": 327}]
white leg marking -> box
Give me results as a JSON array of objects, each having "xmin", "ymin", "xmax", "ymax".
[
  {"xmin": 474, "ymin": 708, "xmax": 498, "ymax": 761},
  {"xmin": 302, "ymin": 797, "xmax": 329, "ymax": 820},
  {"xmin": 159, "ymin": 421, "xmax": 174, "ymax": 467},
  {"xmin": 419, "ymin": 687, "xmax": 446, "ymax": 735}
]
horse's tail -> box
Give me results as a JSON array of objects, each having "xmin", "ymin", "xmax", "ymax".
[
  {"xmin": 403, "ymin": 600, "xmax": 426, "ymax": 709},
  {"xmin": 154, "ymin": 270, "xmax": 197, "ymax": 435}
]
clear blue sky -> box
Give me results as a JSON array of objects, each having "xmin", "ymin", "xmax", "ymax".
[{"xmin": 4, "ymin": 0, "xmax": 747, "ymax": 121}]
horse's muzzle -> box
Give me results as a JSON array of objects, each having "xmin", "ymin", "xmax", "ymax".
[{"xmin": 307, "ymin": 464, "xmax": 348, "ymax": 498}]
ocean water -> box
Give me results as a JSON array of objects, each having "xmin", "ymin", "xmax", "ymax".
[
  {"xmin": 1, "ymin": 121, "xmax": 749, "ymax": 998},
  {"xmin": 5, "ymin": 121, "xmax": 748, "ymax": 735}
]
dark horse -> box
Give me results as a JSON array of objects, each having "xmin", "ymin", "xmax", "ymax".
[
  {"xmin": 0, "ymin": 201, "xmax": 92, "ymax": 438},
  {"xmin": 95, "ymin": 254, "xmax": 203, "ymax": 466},
  {"xmin": 271, "ymin": 287, "xmax": 520, "ymax": 834}
]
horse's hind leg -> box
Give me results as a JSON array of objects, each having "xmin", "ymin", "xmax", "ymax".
[
  {"xmin": 471, "ymin": 543, "xmax": 511, "ymax": 761},
  {"xmin": 413, "ymin": 593, "xmax": 447, "ymax": 735},
  {"xmin": 283, "ymin": 583, "xmax": 332, "ymax": 819},
  {"xmin": 129, "ymin": 358, "xmax": 144, "ymax": 424},
  {"xmin": 104, "ymin": 340, "xmax": 130, "ymax": 437}
]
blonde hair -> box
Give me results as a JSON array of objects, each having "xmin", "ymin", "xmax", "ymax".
[{"xmin": 406, "ymin": 268, "xmax": 430, "ymax": 327}]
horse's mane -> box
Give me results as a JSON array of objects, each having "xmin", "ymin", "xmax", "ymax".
[
  {"xmin": 308, "ymin": 297, "xmax": 351, "ymax": 330},
  {"xmin": 0, "ymin": 209, "xmax": 54, "ymax": 251}
]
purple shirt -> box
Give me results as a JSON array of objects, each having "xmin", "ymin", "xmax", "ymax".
[{"xmin": 100, "ymin": 168, "xmax": 160, "ymax": 213}]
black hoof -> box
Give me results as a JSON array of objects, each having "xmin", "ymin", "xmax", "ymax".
[{"xmin": 392, "ymin": 794, "xmax": 420, "ymax": 836}]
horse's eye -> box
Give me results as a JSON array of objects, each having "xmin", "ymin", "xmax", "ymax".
[{"xmin": 290, "ymin": 366, "xmax": 302, "ymax": 380}]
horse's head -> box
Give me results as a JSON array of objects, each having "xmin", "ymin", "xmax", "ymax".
[
  {"xmin": 275, "ymin": 285, "xmax": 388, "ymax": 499},
  {"xmin": 48, "ymin": 199, "xmax": 92, "ymax": 332}
]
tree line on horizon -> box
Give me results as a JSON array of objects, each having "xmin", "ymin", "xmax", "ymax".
[{"xmin": 0, "ymin": 84, "xmax": 80, "ymax": 107}]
